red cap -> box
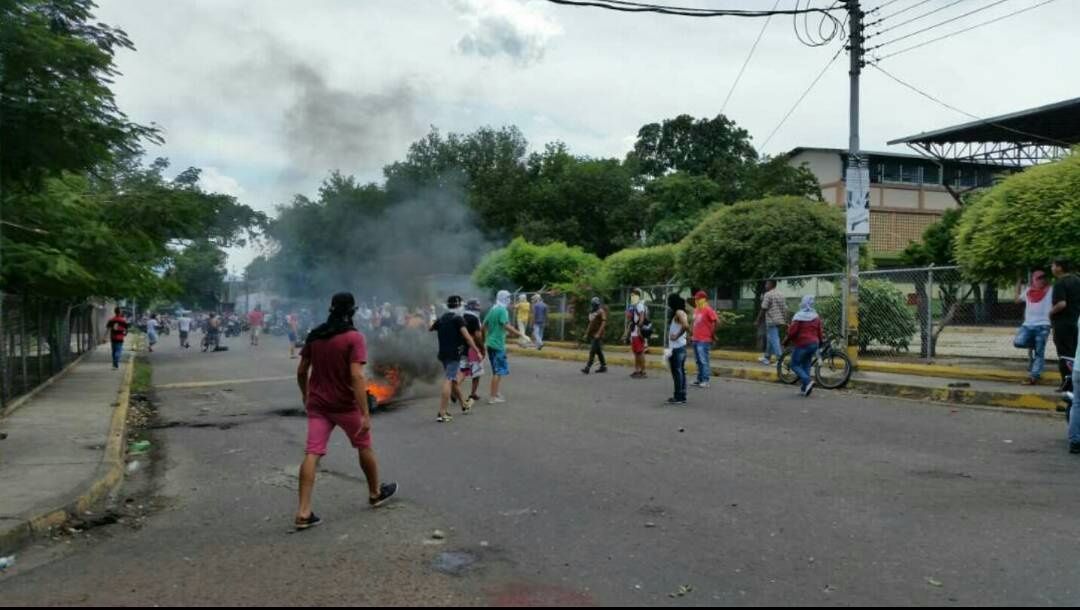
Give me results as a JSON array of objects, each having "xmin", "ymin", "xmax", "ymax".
[{"xmin": 694, "ymin": 291, "xmax": 709, "ymax": 300}]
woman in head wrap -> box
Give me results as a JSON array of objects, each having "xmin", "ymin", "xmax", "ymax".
[
  {"xmin": 1014, "ymin": 270, "xmax": 1053, "ymax": 385},
  {"xmin": 785, "ymin": 295, "xmax": 824, "ymax": 397}
]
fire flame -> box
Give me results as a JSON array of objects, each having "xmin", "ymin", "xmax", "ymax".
[{"xmin": 368, "ymin": 366, "xmax": 402, "ymax": 405}]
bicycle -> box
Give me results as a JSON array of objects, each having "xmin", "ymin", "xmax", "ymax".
[{"xmin": 777, "ymin": 335, "xmax": 853, "ymax": 390}]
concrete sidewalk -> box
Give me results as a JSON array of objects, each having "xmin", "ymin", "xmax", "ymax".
[
  {"xmin": 0, "ymin": 344, "xmax": 134, "ymax": 554},
  {"xmin": 511, "ymin": 343, "xmax": 1063, "ymax": 412}
]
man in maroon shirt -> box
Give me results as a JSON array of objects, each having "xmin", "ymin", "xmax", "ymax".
[
  {"xmin": 294, "ymin": 293, "xmax": 397, "ymax": 530},
  {"xmin": 105, "ymin": 307, "xmax": 129, "ymax": 369},
  {"xmin": 248, "ymin": 305, "xmax": 265, "ymax": 347}
]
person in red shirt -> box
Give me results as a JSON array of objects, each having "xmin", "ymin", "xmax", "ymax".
[
  {"xmin": 247, "ymin": 305, "xmax": 265, "ymax": 347},
  {"xmin": 294, "ymin": 292, "xmax": 397, "ymax": 530},
  {"xmin": 691, "ymin": 290, "xmax": 719, "ymax": 389},
  {"xmin": 105, "ymin": 307, "xmax": 129, "ymax": 369},
  {"xmin": 784, "ymin": 295, "xmax": 824, "ymax": 397}
]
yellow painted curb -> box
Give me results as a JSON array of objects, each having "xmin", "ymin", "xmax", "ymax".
[
  {"xmin": 541, "ymin": 341, "xmax": 1046, "ymax": 386},
  {"xmin": 509, "ymin": 347, "xmax": 1060, "ymax": 413},
  {"xmin": 0, "ymin": 345, "xmax": 136, "ymax": 554}
]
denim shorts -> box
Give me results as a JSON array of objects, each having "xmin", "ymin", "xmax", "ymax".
[
  {"xmin": 488, "ymin": 349, "xmax": 510, "ymax": 376},
  {"xmin": 441, "ymin": 359, "xmax": 461, "ymax": 381}
]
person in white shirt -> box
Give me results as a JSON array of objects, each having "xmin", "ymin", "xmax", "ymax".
[
  {"xmin": 1014, "ymin": 270, "xmax": 1053, "ymax": 385},
  {"xmin": 146, "ymin": 314, "xmax": 160, "ymax": 353},
  {"xmin": 177, "ymin": 313, "xmax": 193, "ymax": 349}
]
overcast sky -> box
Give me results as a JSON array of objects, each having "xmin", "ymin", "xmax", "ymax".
[{"xmin": 94, "ymin": 0, "xmax": 1079, "ymax": 272}]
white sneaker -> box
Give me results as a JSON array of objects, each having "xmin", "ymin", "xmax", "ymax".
[
  {"xmin": 759, "ymin": 357, "xmax": 771, "ymax": 365},
  {"xmin": 488, "ymin": 395, "xmax": 506, "ymax": 404}
]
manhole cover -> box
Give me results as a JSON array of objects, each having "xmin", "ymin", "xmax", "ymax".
[{"xmin": 432, "ymin": 551, "xmax": 478, "ymax": 575}]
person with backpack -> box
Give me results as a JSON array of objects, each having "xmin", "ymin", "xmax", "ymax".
[
  {"xmin": 430, "ymin": 295, "xmax": 481, "ymax": 423},
  {"xmin": 622, "ymin": 288, "xmax": 651, "ymax": 378}
]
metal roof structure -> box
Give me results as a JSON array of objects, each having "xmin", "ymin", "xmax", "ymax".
[{"xmin": 888, "ymin": 96, "xmax": 1080, "ymax": 167}]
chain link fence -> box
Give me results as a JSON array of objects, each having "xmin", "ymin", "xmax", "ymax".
[{"xmin": 0, "ymin": 295, "xmax": 109, "ymax": 409}]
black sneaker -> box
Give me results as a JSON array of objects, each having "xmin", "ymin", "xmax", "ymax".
[
  {"xmin": 294, "ymin": 513, "xmax": 322, "ymax": 531},
  {"xmin": 1070, "ymin": 444, "xmax": 1080, "ymax": 455},
  {"xmin": 370, "ymin": 482, "xmax": 399, "ymax": 508},
  {"xmin": 804, "ymin": 381, "xmax": 816, "ymax": 397},
  {"xmin": 596, "ymin": 366, "xmax": 608, "ymax": 373},
  {"xmin": 581, "ymin": 367, "xmax": 591, "ymax": 375},
  {"xmin": 665, "ymin": 397, "xmax": 687, "ymax": 406}
]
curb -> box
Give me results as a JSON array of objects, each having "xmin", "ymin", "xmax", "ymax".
[
  {"xmin": 509, "ymin": 347, "xmax": 1060, "ymax": 413},
  {"xmin": 0, "ymin": 349, "xmax": 136, "ymax": 555},
  {"xmin": 0, "ymin": 347, "xmax": 98, "ymax": 421},
  {"xmin": 540, "ymin": 341, "xmax": 1050, "ymax": 386}
]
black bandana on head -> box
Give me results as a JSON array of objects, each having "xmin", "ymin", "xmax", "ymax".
[{"xmin": 306, "ymin": 292, "xmax": 358, "ymax": 343}]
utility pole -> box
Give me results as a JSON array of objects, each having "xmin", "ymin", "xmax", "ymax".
[{"xmin": 844, "ymin": 0, "xmax": 868, "ymax": 362}]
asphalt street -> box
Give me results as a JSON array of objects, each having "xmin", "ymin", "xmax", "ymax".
[{"xmin": 2, "ymin": 333, "xmax": 1080, "ymax": 606}]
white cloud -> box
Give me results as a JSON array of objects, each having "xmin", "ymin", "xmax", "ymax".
[
  {"xmin": 198, "ymin": 167, "xmax": 245, "ymax": 198},
  {"xmin": 450, "ymin": 0, "xmax": 562, "ymax": 66}
]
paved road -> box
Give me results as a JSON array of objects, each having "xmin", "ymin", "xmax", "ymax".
[{"xmin": 2, "ymin": 333, "xmax": 1080, "ymax": 606}]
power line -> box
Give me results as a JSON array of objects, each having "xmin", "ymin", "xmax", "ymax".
[
  {"xmin": 868, "ymin": 0, "xmax": 934, "ymax": 23},
  {"xmin": 868, "ymin": 62, "xmax": 1070, "ymax": 146},
  {"xmin": 722, "ymin": 0, "xmax": 783, "ymax": 114},
  {"xmin": 873, "ymin": 0, "xmax": 1061, "ymax": 60},
  {"xmin": 868, "ymin": 0, "xmax": 970, "ymax": 36},
  {"xmin": 867, "ymin": 0, "xmax": 907, "ymax": 13},
  {"xmin": 760, "ymin": 45, "xmax": 846, "ymax": 151},
  {"xmin": 866, "ymin": 0, "xmax": 1012, "ymax": 52},
  {"xmin": 544, "ymin": 0, "xmax": 843, "ymax": 19}
]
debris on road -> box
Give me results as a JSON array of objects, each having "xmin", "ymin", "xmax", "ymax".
[
  {"xmin": 927, "ymin": 577, "xmax": 943, "ymax": 587},
  {"xmin": 432, "ymin": 529, "xmax": 446, "ymax": 540},
  {"xmin": 644, "ymin": 522, "xmax": 656, "ymax": 528},
  {"xmin": 0, "ymin": 555, "xmax": 14, "ymax": 571},
  {"xmin": 669, "ymin": 584, "xmax": 693, "ymax": 598},
  {"xmin": 129, "ymin": 440, "xmax": 151, "ymax": 454},
  {"xmin": 127, "ymin": 461, "xmax": 140, "ymax": 474}
]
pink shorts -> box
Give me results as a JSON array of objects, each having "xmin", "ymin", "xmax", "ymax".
[{"xmin": 306, "ymin": 407, "xmax": 371, "ymax": 455}]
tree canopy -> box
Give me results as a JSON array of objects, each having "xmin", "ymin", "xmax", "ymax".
[
  {"xmin": 472, "ymin": 238, "xmax": 601, "ymax": 291},
  {"xmin": 678, "ymin": 196, "xmax": 847, "ymax": 288},
  {"xmin": 954, "ymin": 151, "xmax": 1080, "ymax": 282}
]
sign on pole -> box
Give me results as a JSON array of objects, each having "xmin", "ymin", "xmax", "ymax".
[{"xmin": 845, "ymin": 165, "xmax": 870, "ymax": 242}]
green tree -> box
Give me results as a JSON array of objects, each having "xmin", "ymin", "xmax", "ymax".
[
  {"xmin": 472, "ymin": 238, "xmax": 601, "ymax": 291},
  {"xmin": 627, "ymin": 114, "xmax": 757, "ymax": 195},
  {"xmin": 954, "ymin": 151, "xmax": 1080, "ymax": 283},
  {"xmin": 743, "ymin": 155, "xmax": 824, "ymax": 202},
  {"xmin": 167, "ymin": 240, "xmax": 227, "ymax": 310},
  {"xmin": 902, "ymin": 208, "xmax": 962, "ymax": 266},
  {"xmin": 598, "ymin": 245, "xmax": 679, "ymax": 289},
  {"xmin": 0, "ymin": 0, "xmax": 160, "ymax": 190},
  {"xmin": 678, "ymin": 196, "xmax": 847, "ymax": 288},
  {"xmin": 638, "ymin": 173, "xmax": 724, "ymax": 245},
  {"xmin": 819, "ymin": 279, "xmax": 917, "ymax": 354}
]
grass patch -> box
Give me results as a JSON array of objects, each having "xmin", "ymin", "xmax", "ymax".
[{"xmin": 132, "ymin": 356, "xmax": 152, "ymax": 394}]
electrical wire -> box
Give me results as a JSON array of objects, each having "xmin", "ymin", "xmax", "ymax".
[
  {"xmin": 760, "ymin": 45, "xmax": 847, "ymax": 151},
  {"xmin": 544, "ymin": 0, "xmax": 842, "ymax": 19},
  {"xmin": 868, "ymin": 0, "xmax": 970, "ymax": 36},
  {"xmin": 872, "ymin": 0, "xmax": 1061, "ymax": 60},
  {"xmin": 721, "ymin": 0, "xmax": 783, "ymax": 114},
  {"xmin": 866, "ymin": 0, "xmax": 1012, "ymax": 52},
  {"xmin": 869, "ymin": 62, "xmax": 1070, "ymax": 146},
  {"xmin": 868, "ymin": 0, "xmax": 933, "ymax": 23},
  {"xmin": 867, "ymin": 0, "xmax": 907, "ymax": 13}
]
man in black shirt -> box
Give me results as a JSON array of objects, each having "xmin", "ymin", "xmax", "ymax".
[
  {"xmin": 1051, "ymin": 258, "xmax": 1080, "ymax": 387},
  {"xmin": 430, "ymin": 295, "xmax": 481, "ymax": 423}
]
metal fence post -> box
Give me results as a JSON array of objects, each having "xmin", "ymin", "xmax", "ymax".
[
  {"xmin": 559, "ymin": 295, "xmax": 567, "ymax": 342},
  {"xmin": 927, "ymin": 266, "xmax": 935, "ymax": 361},
  {"xmin": 20, "ymin": 295, "xmax": 29, "ymax": 397},
  {"xmin": 37, "ymin": 303, "xmax": 44, "ymax": 384}
]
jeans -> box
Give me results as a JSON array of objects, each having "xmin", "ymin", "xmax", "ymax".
[
  {"xmin": 765, "ymin": 324, "xmax": 783, "ymax": 360},
  {"xmin": 791, "ymin": 343, "xmax": 818, "ymax": 390},
  {"xmin": 533, "ymin": 324, "xmax": 545, "ymax": 348},
  {"xmin": 111, "ymin": 341, "xmax": 124, "ymax": 368},
  {"xmin": 693, "ymin": 341, "xmax": 711, "ymax": 383},
  {"xmin": 587, "ymin": 338, "xmax": 606, "ymax": 368},
  {"xmin": 669, "ymin": 346, "xmax": 687, "ymax": 401},
  {"xmin": 1054, "ymin": 323, "xmax": 1078, "ymax": 383},
  {"xmin": 1068, "ymin": 367, "xmax": 1080, "ymax": 445},
  {"xmin": 1013, "ymin": 324, "xmax": 1051, "ymax": 379}
]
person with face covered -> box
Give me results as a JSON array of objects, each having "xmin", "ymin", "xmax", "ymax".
[
  {"xmin": 1014, "ymin": 270, "xmax": 1053, "ymax": 385},
  {"xmin": 430, "ymin": 295, "xmax": 481, "ymax": 422},
  {"xmin": 691, "ymin": 291, "xmax": 718, "ymax": 389},
  {"xmin": 484, "ymin": 290, "xmax": 525, "ymax": 404},
  {"xmin": 784, "ymin": 295, "xmax": 824, "ymax": 397},
  {"xmin": 460, "ymin": 299, "xmax": 487, "ymax": 402},
  {"xmin": 622, "ymin": 288, "xmax": 650, "ymax": 378},
  {"xmin": 294, "ymin": 292, "xmax": 398, "ymax": 530},
  {"xmin": 582, "ymin": 297, "xmax": 609, "ymax": 375}
]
